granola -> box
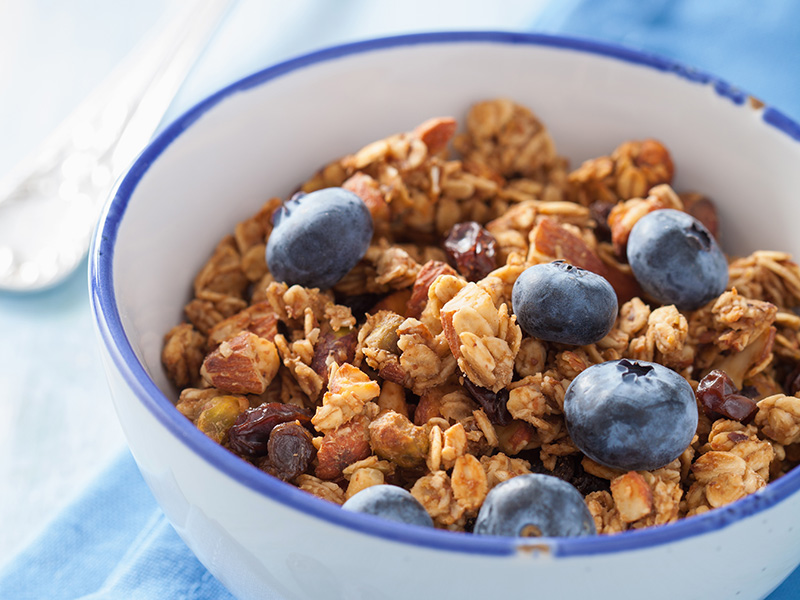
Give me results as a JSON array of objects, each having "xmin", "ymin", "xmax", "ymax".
[{"xmin": 163, "ymin": 98, "xmax": 800, "ymax": 536}]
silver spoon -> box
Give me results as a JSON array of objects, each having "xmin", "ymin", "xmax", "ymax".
[{"xmin": 0, "ymin": 0, "xmax": 235, "ymax": 292}]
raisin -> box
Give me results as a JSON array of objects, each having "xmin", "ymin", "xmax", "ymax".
[
  {"xmin": 228, "ymin": 403, "xmax": 312, "ymax": 458},
  {"xmin": 309, "ymin": 328, "xmax": 358, "ymax": 397},
  {"xmin": 589, "ymin": 201, "xmax": 615, "ymax": 244},
  {"xmin": 527, "ymin": 454, "xmax": 609, "ymax": 496},
  {"xmin": 267, "ymin": 421, "xmax": 316, "ymax": 481},
  {"xmin": 336, "ymin": 293, "xmax": 384, "ymax": 322},
  {"xmin": 696, "ymin": 369, "xmax": 758, "ymax": 424},
  {"xmin": 784, "ymin": 363, "xmax": 800, "ymax": 396},
  {"xmin": 463, "ymin": 379, "xmax": 512, "ymax": 426},
  {"xmin": 443, "ymin": 222, "xmax": 498, "ymax": 281}
]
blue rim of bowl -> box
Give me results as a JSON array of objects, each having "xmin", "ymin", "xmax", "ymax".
[{"xmin": 90, "ymin": 30, "xmax": 800, "ymax": 558}]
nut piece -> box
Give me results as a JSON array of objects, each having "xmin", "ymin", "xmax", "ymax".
[
  {"xmin": 440, "ymin": 282, "xmax": 521, "ymax": 392},
  {"xmin": 342, "ymin": 172, "xmax": 390, "ymax": 224},
  {"xmin": 316, "ymin": 415, "xmax": 371, "ymax": 480},
  {"xmin": 407, "ymin": 260, "xmax": 459, "ymax": 319},
  {"xmin": 607, "ymin": 184, "xmax": 682, "ymax": 256},
  {"xmin": 312, "ymin": 363, "xmax": 381, "ymax": 434},
  {"xmin": 200, "ymin": 332, "xmax": 280, "ymax": 394},
  {"xmin": 207, "ymin": 301, "xmax": 280, "ymax": 347},
  {"xmin": 196, "ymin": 395, "xmax": 249, "ymax": 444},
  {"xmin": 412, "ymin": 116, "xmax": 457, "ymax": 154},
  {"xmin": 610, "ymin": 472, "xmax": 654, "ymax": 523},
  {"xmin": 529, "ymin": 217, "xmax": 607, "ymax": 275},
  {"xmin": 368, "ymin": 410, "xmax": 430, "ymax": 468},
  {"xmin": 495, "ymin": 420, "xmax": 537, "ymax": 455},
  {"xmin": 358, "ymin": 310, "xmax": 406, "ymax": 383}
]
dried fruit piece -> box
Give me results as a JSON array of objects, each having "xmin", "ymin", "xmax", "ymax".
[
  {"xmin": 589, "ymin": 200, "xmax": 615, "ymax": 243},
  {"xmin": 267, "ymin": 421, "xmax": 316, "ymax": 481},
  {"xmin": 444, "ymin": 222, "xmax": 498, "ymax": 281},
  {"xmin": 696, "ymin": 370, "xmax": 758, "ymax": 424},
  {"xmin": 228, "ymin": 403, "xmax": 313, "ymax": 458},
  {"xmin": 309, "ymin": 328, "xmax": 358, "ymax": 393},
  {"xmin": 463, "ymin": 379, "xmax": 512, "ymax": 426}
]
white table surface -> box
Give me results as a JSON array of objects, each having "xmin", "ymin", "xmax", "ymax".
[{"xmin": 0, "ymin": 0, "xmax": 551, "ymax": 568}]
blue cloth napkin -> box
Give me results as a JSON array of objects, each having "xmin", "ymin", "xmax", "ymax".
[
  {"xmin": 0, "ymin": 451, "xmax": 234, "ymax": 599},
  {"xmin": 3, "ymin": 1, "xmax": 800, "ymax": 599},
  {"xmin": 534, "ymin": 0, "xmax": 800, "ymax": 122}
]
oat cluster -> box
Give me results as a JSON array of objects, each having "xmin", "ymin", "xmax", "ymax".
[{"xmin": 162, "ymin": 98, "xmax": 800, "ymax": 534}]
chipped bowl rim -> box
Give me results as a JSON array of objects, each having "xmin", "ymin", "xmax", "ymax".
[{"xmin": 90, "ymin": 30, "xmax": 800, "ymax": 559}]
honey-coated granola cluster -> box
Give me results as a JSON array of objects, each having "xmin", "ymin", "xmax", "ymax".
[{"xmin": 162, "ymin": 98, "xmax": 800, "ymax": 535}]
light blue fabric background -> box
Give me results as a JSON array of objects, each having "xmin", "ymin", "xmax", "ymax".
[{"xmin": 1, "ymin": 0, "xmax": 798, "ymax": 598}]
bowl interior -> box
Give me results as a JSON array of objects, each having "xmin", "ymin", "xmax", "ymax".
[{"xmin": 99, "ymin": 32, "xmax": 800, "ymax": 551}]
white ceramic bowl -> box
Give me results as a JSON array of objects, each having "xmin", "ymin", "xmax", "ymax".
[{"xmin": 90, "ymin": 32, "xmax": 800, "ymax": 600}]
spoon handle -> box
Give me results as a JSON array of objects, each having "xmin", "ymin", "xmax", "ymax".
[{"xmin": 0, "ymin": 0, "xmax": 235, "ymax": 292}]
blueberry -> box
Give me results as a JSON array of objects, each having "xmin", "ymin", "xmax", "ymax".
[
  {"xmin": 511, "ymin": 261, "xmax": 617, "ymax": 346},
  {"xmin": 341, "ymin": 484, "xmax": 433, "ymax": 527},
  {"xmin": 564, "ymin": 359, "xmax": 698, "ymax": 471},
  {"xmin": 473, "ymin": 474, "xmax": 596, "ymax": 537},
  {"xmin": 627, "ymin": 209, "xmax": 728, "ymax": 310},
  {"xmin": 266, "ymin": 187, "xmax": 373, "ymax": 290}
]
